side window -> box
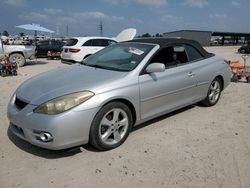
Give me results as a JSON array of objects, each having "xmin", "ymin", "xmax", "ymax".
[
  {"xmin": 82, "ymin": 40, "xmax": 93, "ymax": 46},
  {"xmin": 173, "ymin": 45, "xmax": 188, "ymax": 64},
  {"xmin": 108, "ymin": 40, "xmax": 117, "ymax": 45},
  {"xmin": 149, "ymin": 45, "xmax": 190, "ymax": 68},
  {"xmin": 150, "ymin": 46, "xmax": 177, "ymax": 68},
  {"xmin": 92, "ymin": 39, "xmax": 109, "ymax": 47},
  {"xmin": 184, "ymin": 45, "xmax": 203, "ymax": 62},
  {"xmin": 39, "ymin": 41, "xmax": 49, "ymax": 46}
]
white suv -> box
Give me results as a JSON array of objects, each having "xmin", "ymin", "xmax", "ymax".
[{"xmin": 61, "ymin": 28, "xmax": 136, "ymax": 64}]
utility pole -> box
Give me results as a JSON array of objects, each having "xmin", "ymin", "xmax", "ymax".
[
  {"xmin": 99, "ymin": 21, "xmax": 103, "ymax": 36},
  {"xmin": 66, "ymin": 25, "xmax": 69, "ymax": 37}
]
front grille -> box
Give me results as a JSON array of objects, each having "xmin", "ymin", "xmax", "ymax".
[{"xmin": 15, "ymin": 97, "xmax": 28, "ymax": 110}]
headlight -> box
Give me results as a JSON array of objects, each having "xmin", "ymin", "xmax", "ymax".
[{"xmin": 33, "ymin": 91, "xmax": 94, "ymax": 115}]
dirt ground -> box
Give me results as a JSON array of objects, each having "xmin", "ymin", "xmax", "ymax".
[{"xmin": 0, "ymin": 46, "xmax": 250, "ymax": 188}]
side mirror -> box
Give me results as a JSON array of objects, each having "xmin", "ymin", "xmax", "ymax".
[{"xmin": 146, "ymin": 63, "xmax": 165, "ymax": 73}]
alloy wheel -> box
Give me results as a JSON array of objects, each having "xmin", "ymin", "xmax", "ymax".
[
  {"xmin": 208, "ymin": 80, "xmax": 221, "ymax": 104},
  {"xmin": 98, "ymin": 108, "xmax": 129, "ymax": 145}
]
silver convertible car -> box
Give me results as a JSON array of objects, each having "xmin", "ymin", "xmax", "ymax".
[{"xmin": 7, "ymin": 38, "xmax": 231, "ymax": 150}]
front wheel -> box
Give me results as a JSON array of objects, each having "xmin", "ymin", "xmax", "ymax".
[
  {"xmin": 89, "ymin": 102, "xmax": 133, "ymax": 151},
  {"xmin": 201, "ymin": 78, "xmax": 222, "ymax": 106},
  {"xmin": 9, "ymin": 53, "xmax": 25, "ymax": 67},
  {"xmin": 240, "ymin": 49, "xmax": 246, "ymax": 54}
]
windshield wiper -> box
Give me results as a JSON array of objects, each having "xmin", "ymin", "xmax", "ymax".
[
  {"xmin": 82, "ymin": 64, "xmax": 126, "ymax": 72},
  {"xmin": 87, "ymin": 64, "xmax": 106, "ymax": 69}
]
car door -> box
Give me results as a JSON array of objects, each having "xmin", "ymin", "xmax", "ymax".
[
  {"xmin": 81, "ymin": 39, "xmax": 106, "ymax": 58},
  {"xmin": 139, "ymin": 45, "xmax": 197, "ymax": 120},
  {"xmin": 37, "ymin": 41, "xmax": 50, "ymax": 57},
  {"xmin": 183, "ymin": 44, "xmax": 212, "ymax": 101},
  {"xmin": 247, "ymin": 44, "xmax": 250, "ymax": 53}
]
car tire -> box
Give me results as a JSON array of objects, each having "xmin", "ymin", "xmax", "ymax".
[
  {"xmin": 9, "ymin": 53, "xmax": 25, "ymax": 67},
  {"xmin": 89, "ymin": 102, "xmax": 133, "ymax": 151},
  {"xmin": 201, "ymin": 77, "xmax": 222, "ymax": 106},
  {"xmin": 240, "ymin": 49, "xmax": 246, "ymax": 54}
]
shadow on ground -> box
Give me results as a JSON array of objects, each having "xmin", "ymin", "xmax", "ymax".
[
  {"xmin": 24, "ymin": 60, "xmax": 48, "ymax": 66},
  {"xmin": 7, "ymin": 105, "xmax": 196, "ymax": 159}
]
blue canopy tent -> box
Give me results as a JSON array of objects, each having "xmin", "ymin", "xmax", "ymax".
[{"xmin": 16, "ymin": 23, "xmax": 55, "ymax": 34}]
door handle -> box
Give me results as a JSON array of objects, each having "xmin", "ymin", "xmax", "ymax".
[{"xmin": 188, "ymin": 72, "xmax": 195, "ymax": 77}]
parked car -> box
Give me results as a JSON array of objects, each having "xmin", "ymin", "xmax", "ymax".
[
  {"xmin": 0, "ymin": 38, "xmax": 35, "ymax": 67},
  {"xmin": 238, "ymin": 43, "xmax": 250, "ymax": 54},
  {"xmin": 7, "ymin": 38, "xmax": 231, "ymax": 151},
  {"xmin": 34, "ymin": 40, "xmax": 65, "ymax": 58},
  {"xmin": 61, "ymin": 28, "xmax": 136, "ymax": 64}
]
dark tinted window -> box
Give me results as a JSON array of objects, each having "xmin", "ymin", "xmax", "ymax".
[
  {"xmin": 150, "ymin": 45, "xmax": 189, "ymax": 68},
  {"xmin": 184, "ymin": 45, "xmax": 203, "ymax": 62},
  {"xmin": 37, "ymin": 40, "xmax": 49, "ymax": 46},
  {"xmin": 52, "ymin": 40, "xmax": 63, "ymax": 45},
  {"xmin": 92, "ymin": 39, "xmax": 109, "ymax": 47},
  {"xmin": 173, "ymin": 46, "xmax": 188, "ymax": 64},
  {"xmin": 82, "ymin": 40, "xmax": 93, "ymax": 46},
  {"xmin": 65, "ymin": 39, "xmax": 78, "ymax": 46}
]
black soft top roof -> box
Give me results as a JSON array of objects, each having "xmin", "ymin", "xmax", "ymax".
[{"xmin": 128, "ymin": 37, "xmax": 213, "ymax": 58}]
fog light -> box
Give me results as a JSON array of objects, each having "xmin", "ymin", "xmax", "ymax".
[{"xmin": 39, "ymin": 132, "xmax": 53, "ymax": 142}]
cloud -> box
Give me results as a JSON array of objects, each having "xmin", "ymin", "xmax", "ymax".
[
  {"xmin": 43, "ymin": 8, "xmax": 64, "ymax": 15},
  {"xmin": 160, "ymin": 14, "xmax": 183, "ymax": 24},
  {"xmin": 19, "ymin": 12, "xmax": 49, "ymax": 22},
  {"xmin": 18, "ymin": 9, "xmax": 126, "ymax": 35},
  {"xmin": 231, "ymin": 1, "xmax": 240, "ymax": 6},
  {"xmin": 102, "ymin": 0, "xmax": 167, "ymax": 8},
  {"xmin": 77, "ymin": 11, "xmax": 124, "ymax": 21},
  {"xmin": 183, "ymin": 0, "xmax": 208, "ymax": 8},
  {"xmin": 209, "ymin": 14, "xmax": 227, "ymax": 19},
  {"xmin": 19, "ymin": 9, "xmax": 124, "ymax": 24},
  {"xmin": 1, "ymin": 0, "xmax": 26, "ymax": 6}
]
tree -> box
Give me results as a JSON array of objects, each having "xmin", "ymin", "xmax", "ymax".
[
  {"xmin": 2, "ymin": 30, "xmax": 9, "ymax": 36},
  {"xmin": 19, "ymin": 32, "xmax": 25, "ymax": 37},
  {"xmin": 141, "ymin": 33, "xmax": 151, "ymax": 37},
  {"xmin": 155, "ymin": 33, "xmax": 163, "ymax": 37}
]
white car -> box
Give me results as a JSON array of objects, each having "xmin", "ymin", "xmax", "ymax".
[{"xmin": 61, "ymin": 28, "xmax": 136, "ymax": 64}]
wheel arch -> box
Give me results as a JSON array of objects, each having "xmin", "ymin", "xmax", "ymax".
[
  {"xmin": 101, "ymin": 98, "xmax": 137, "ymax": 126},
  {"xmin": 9, "ymin": 51, "xmax": 24, "ymax": 57},
  {"xmin": 215, "ymin": 75, "xmax": 224, "ymax": 90}
]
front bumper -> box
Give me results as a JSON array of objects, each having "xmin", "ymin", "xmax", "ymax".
[{"xmin": 7, "ymin": 95, "xmax": 99, "ymax": 150}]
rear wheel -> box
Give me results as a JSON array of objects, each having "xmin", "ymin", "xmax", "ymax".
[
  {"xmin": 89, "ymin": 102, "xmax": 132, "ymax": 151},
  {"xmin": 9, "ymin": 53, "xmax": 25, "ymax": 67},
  {"xmin": 201, "ymin": 78, "xmax": 222, "ymax": 106}
]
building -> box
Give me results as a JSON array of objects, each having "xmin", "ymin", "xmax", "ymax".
[{"xmin": 163, "ymin": 30, "xmax": 250, "ymax": 46}]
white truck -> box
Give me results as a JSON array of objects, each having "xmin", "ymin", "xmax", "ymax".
[{"xmin": 0, "ymin": 39, "xmax": 36, "ymax": 67}]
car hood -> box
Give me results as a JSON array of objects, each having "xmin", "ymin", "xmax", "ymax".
[{"xmin": 16, "ymin": 64, "xmax": 128, "ymax": 105}]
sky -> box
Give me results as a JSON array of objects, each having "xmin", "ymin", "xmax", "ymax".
[{"xmin": 0, "ymin": 0, "xmax": 249, "ymax": 37}]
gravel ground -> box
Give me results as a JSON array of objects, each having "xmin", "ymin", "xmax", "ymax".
[{"xmin": 0, "ymin": 46, "xmax": 250, "ymax": 188}]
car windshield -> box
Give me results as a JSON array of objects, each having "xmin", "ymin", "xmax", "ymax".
[{"xmin": 81, "ymin": 43, "xmax": 154, "ymax": 72}]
